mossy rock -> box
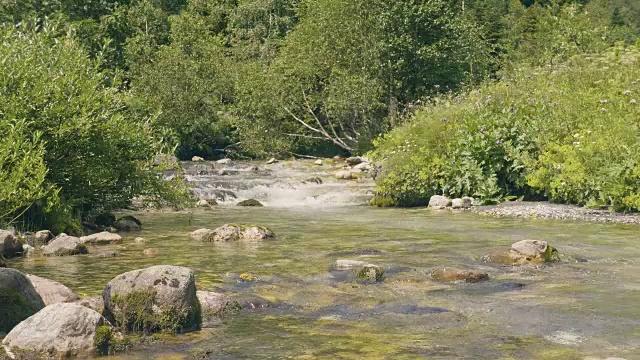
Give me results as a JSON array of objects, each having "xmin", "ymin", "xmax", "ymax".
[
  {"xmin": 94, "ymin": 213, "xmax": 116, "ymax": 228},
  {"xmin": 0, "ymin": 289, "xmax": 40, "ymax": 334},
  {"xmin": 355, "ymin": 265, "xmax": 384, "ymax": 283},
  {"xmin": 237, "ymin": 199, "xmax": 264, "ymax": 207}
]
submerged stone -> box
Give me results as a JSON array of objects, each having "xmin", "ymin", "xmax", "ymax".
[
  {"xmin": 356, "ymin": 265, "xmax": 384, "ymax": 283},
  {"xmin": 113, "ymin": 215, "xmax": 142, "ymax": 232},
  {"xmin": 80, "ymin": 231, "xmax": 122, "ymax": 245},
  {"xmin": 431, "ymin": 267, "xmax": 489, "ymax": 283},
  {"xmin": 197, "ymin": 291, "xmax": 240, "ymax": 327},
  {"xmin": 193, "ymin": 224, "xmax": 275, "ymax": 242}
]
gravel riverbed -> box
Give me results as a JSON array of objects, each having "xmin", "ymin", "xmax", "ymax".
[{"xmin": 474, "ymin": 201, "xmax": 640, "ymax": 225}]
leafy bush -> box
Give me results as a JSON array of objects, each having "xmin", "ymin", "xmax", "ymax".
[
  {"xmin": 0, "ymin": 22, "xmax": 186, "ymax": 230},
  {"xmin": 371, "ymin": 45, "xmax": 640, "ymax": 211}
]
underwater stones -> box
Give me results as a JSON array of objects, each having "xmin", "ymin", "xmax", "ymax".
[
  {"xmin": 345, "ymin": 156, "xmax": 362, "ymax": 166},
  {"xmin": 42, "ymin": 235, "xmax": 88, "ymax": 256},
  {"xmin": 112, "ymin": 215, "xmax": 142, "ymax": 232},
  {"xmin": 26, "ymin": 274, "xmax": 79, "ymax": 306},
  {"xmin": 0, "ymin": 230, "xmax": 22, "ymax": 259},
  {"xmin": 80, "ymin": 231, "xmax": 122, "ymax": 245},
  {"xmin": 217, "ymin": 158, "xmax": 231, "ymax": 164},
  {"xmin": 266, "ymin": 158, "xmax": 278, "ymax": 164},
  {"xmin": 34, "ymin": 230, "xmax": 54, "ymax": 245},
  {"xmin": 143, "ymin": 248, "xmax": 160, "ymax": 256},
  {"xmin": 133, "ymin": 237, "xmax": 146, "ymax": 243},
  {"xmin": 192, "ymin": 156, "xmax": 204, "ymax": 162},
  {"xmin": 0, "ymin": 268, "xmax": 45, "ymax": 334},
  {"xmin": 431, "ymin": 267, "xmax": 489, "ymax": 283},
  {"xmin": 2, "ymin": 303, "xmax": 112, "ymax": 357},
  {"xmin": 428, "ymin": 195, "xmax": 452, "ymax": 209},
  {"xmin": 237, "ymin": 199, "xmax": 264, "ymax": 207},
  {"xmin": 485, "ymin": 240, "xmax": 560, "ymax": 265},
  {"xmin": 194, "ymin": 224, "xmax": 275, "ymax": 242},
  {"xmin": 102, "ymin": 265, "xmax": 200, "ymax": 333}
]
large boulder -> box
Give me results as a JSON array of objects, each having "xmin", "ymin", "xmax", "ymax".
[
  {"xmin": 0, "ymin": 230, "xmax": 22, "ymax": 259},
  {"xmin": 192, "ymin": 156, "xmax": 204, "ymax": 162},
  {"xmin": 42, "ymin": 235, "xmax": 88, "ymax": 256},
  {"xmin": 80, "ymin": 231, "xmax": 122, "ymax": 245},
  {"xmin": 429, "ymin": 195, "xmax": 452, "ymax": 209},
  {"xmin": 194, "ymin": 224, "xmax": 274, "ymax": 242},
  {"xmin": 2, "ymin": 303, "xmax": 112, "ymax": 357},
  {"xmin": 112, "ymin": 215, "xmax": 142, "ymax": 232},
  {"xmin": 26, "ymin": 274, "xmax": 80, "ymax": 306},
  {"xmin": 431, "ymin": 267, "xmax": 489, "ymax": 283},
  {"xmin": 74, "ymin": 296, "xmax": 105, "ymax": 314},
  {"xmin": 346, "ymin": 156, "xmax": 363, "ymax": 166},
  {"xmin": 102, "ymin": 265, "xmax": 201, "ymax": 333},
  {"xmin": 0, "ymin": 268, "xmax": 45, "ymax": 334},
  {"xmin": 484, "ymin": 240, "xmax": 560, "ymax": 265}
]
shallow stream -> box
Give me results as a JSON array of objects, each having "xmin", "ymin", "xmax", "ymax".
[{"xmin": 8, "ymin": 160, "xmax": 640, "ymax": 359}]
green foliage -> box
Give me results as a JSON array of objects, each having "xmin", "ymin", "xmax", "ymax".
[
  {"xmin": 94, "ymin": 325, "xmax": 112, "ymax": 355},
  {"xmin": 0, "ymin": 289, "xmax": 39, "ymax": 334},
  {"xmin": 110, "ymin": 288, "xmax": 201, "ymax": 334},
  {"xmin": 0, "ymin": 22, "xmax": 187, "ymax": 230},
  {"xmin": 372, "ymin": 45, "xmax": 640, "ymax": 211}
]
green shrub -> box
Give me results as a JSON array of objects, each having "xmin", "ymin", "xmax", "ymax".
[
  {"xmin": 371, "ymin": 45, "xmax": 640, "ymax": 211},
  {"xmin": 0, "ymin": 21, "xmax": 188, "ymax": 230}
]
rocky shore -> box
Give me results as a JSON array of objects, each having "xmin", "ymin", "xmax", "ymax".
[{"xmin": 474, "ymin": 201, "xmax": 640, "ymax": 225}]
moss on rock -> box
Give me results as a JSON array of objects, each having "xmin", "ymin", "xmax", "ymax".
[
  {"xmin": 0, "ymin": 289, "xmax": 39, "ymax": 334},
  {"xmin": 355, "ymin": 265, "xmax": 384, "ymax": 283}
]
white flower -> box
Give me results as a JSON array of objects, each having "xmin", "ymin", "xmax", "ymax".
[
  {"xmin": 623, "ymin": 90, "xmax": 632, "ymax": 95},
  {"xmin": 631, "ymin": 99, "xmax": 637, "ymax": 104}
]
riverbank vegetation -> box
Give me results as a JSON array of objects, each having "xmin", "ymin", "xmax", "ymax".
[{"xmin": 2, "ymin": 0, "xmax": 640, "ymax": 230}]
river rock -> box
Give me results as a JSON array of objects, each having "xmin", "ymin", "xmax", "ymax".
[
  {"xmin": 485, "ymin": 240, "xmax": 560, "ymax": 265},
  {"xmin": 134, "ymin": 237, "xmax": 146, "ymax": 243},
  {"xmin": 34, "ymin": 230, "xmax": 54, "ymax": 245},
  {"xmin": 217, "ymin": 158, "xmax": 231, "ymax": 164},
  {"xmin": 346, "ymin": 157, "xmax": 362, "ymax": 166},
  {"xmin": 74, "ymin": 296, "xmax": 105, "ymax": 313},
  {"xmin": 2, "ymin": 303, "xmax": 112, "ymax": 357},
  {"xmin": 451, "ymin": 198, "xmax": 473, "ymax": 209},
  {"xmin": 196, "ymin": 224, "xmax": 274, "ymax": 242},
  {"xmin": 192, "ymin": 156, "xmax": 204, "ymax": 162},
  {"xmin": 0, "ymin": 230, "xmax": 22, "ymax": 259},
  {"xmin": 462, "ymin": 196, "xmax": 474, "ymax": 207},
  {"xmin": 22, "ymin": 244, "xmax": 35, "ymax": 257},
  {"xmin": 431, "ymin": 267, "xmax": 489, "ymax": 283},
  {"xmin": 302, "ymin": 176, "xmax": 323, "ymax": 184},
  {"xmin": 335, "ymin": 170, "xmax": 357, "ymax": 180},
  {"xmin": 314, "ymin": 159, "xmax": 323, "ymax": 165},
  {"xmin": 0, "ymin": 268, "xmax": 45, "ymax": 334},
  {"xmin": 42, "ymin": 235, "xmax": 88, "ymax": 256},
  {"xmin": 218, "ymin": 169, "xmax": 230, "ymax": 176},
  {"xmin": 80, "ymin": 231, "xmax": 122, "ymax": 245},
  {"xmin": 153, "ymin": 154, "xmax": 179, "ymax": 169},
  {"xmin": 102, "ymin": 265, "xmax": 200, "ymax": 333},
  {"xmin": 266, "ymin": 158, "xmax": 278, "ymax": 164},
  {"xmin": 333, "ymin": 260, "xmax": 384, "ymax": 283},
  {"xmin": 26, "ymin": 274, "xmax": 80, "ymax": 306},
  {"xmin": 353, "ymin": 162, "xmax": 371, "ymax": 171},
  {"xmin": 237, "ymin": 199, "xmax": 263, "ymax": 207},
  {"xmin": 429, "ymin": 195, "xmax": 452, "ymax": 209},
  {"xmin": 143, "ymin": 248, "xmax": 160, "ymax": 256},
  {"xmin": 197, "ymin": 199, "xmax": 216, "ymax": 207},
  {"xmin": 197, "ymin": 291, "xmax": 240, "ymax": 327},
  {"xmin": 112, "ymin": 215, "xmax": 142, "ymax": 232}
]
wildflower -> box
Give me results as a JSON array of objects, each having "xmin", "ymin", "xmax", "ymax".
[
  {"xmin": 573, "ymin": 142, "xmax": 580, "ymax": 145},
  {"xmin": 599, "ymin": 99, "xmax": 608, "ymax": 104},
  {"xmin": 623, "ymin": 90, "xmax": 632, "ymax": 95},
  {"xmin": 631, "ymin": 99, "xmax": 637, "ymax": 104},
  {"xmin": 601, "ymin": 108, "xmax": 608, "ymax": 112},
  {"xmin": 573, "ymin": 133, "xmax": 580, "ymax": 138}
]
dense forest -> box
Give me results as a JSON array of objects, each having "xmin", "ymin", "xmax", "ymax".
[{"xmin": 2, "ymin": 0, "xmax": 640, "ymax": 231}]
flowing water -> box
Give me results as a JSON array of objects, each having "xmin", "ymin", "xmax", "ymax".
[{"xmin": 8, "ymin": 160, "xmax": 640, "ymax": 359}]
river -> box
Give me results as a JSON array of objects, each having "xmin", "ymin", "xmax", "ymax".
[{"xmin": 8, "ymin": 159, "xmax": 640, "ymax": 359}]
